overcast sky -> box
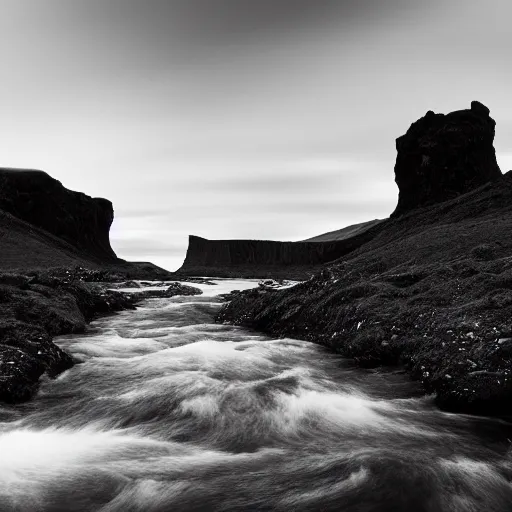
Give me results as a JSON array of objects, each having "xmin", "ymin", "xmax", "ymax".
[{"xmin": 0, "ymin": 1, "xmax": 511, "ymax": 270}]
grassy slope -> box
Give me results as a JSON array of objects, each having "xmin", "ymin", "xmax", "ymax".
[
  {"xmin": 0, "ymin": 209, "xmax": 102, "ymax": 270},
  {"xmin": 0, "ymin": 208, "xmax": 174, "ymax": 279},
  {"xmin": 303, "ymin": 219, "xmax": 383, "ymax": 242},
  {"xmin": 218, "ymin": 173, "xmax": 512, "ymax": 416}
]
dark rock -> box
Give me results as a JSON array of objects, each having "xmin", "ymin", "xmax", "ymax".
[
  {"xmin": 0, "ymin": 168, "xmax": 117, "ymax": 260},
  {"xmin": 258, "ymin": 279, "xmax": 294, "ymax": 289},
  {"xmin": 392, "ymin": 101, "xmax": 502, "ymax": 216},
  {"xmin": 0, "ymin": 273, "xmax": 32, "ymax": 288},
  {"xmin": 176, "ymin": 227, "xmax": 383, "ymax": 279},
  {"xmin": 28, "ymin": 266, "xmax": 125, "ymax": 285},
  {"xmin": 217, "ymin": 290, "xmax": 243, "ymax": 302},
  {"xmin": 0, "ymin": 277, "xmax": 136, "ymax": 404},
  {"xmin": 109, "ymin": 280, "xmax": 142, "ymax": 289},
  {"xmin": 166, "ymin": 283, "xmax": 203, "ymax": 296},
  {"xmin": 471, "ymin": 244, "xmax": 497, "ymax": 261},
  {"xmin": 132, "ymin": 282, "xmax": 203, "ymax": 300},
  {"xmin": 471, "ymin": 100, "xmax": 490, "ymax": 116}
]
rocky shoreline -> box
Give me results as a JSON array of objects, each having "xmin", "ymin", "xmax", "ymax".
[
  {"xmin": 0, "ymin": 269, "xmax": 202, "ymax": 404},
  {"xmin": 0, "ymin": 271, "xmax": 134, "ymax": 403},
  {"xmin": 217, "ymin": 238, "xmax": 512, "ymax": 417}
]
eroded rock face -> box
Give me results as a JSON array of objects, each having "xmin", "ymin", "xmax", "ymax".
[
  {"xmin": 0, "ymin": 168, "xmax": 117, "ymax": 261},
  {"xmin": 392, "ymin": 101, "xmax": 502, "ymax": 216},
  {"xmin": 176, "ymin": 230, "xmax": 382, "ymax": 279}
]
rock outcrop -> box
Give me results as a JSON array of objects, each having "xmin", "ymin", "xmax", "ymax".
[
  {"xmin": 0, "ymin": 271, "xmax": 137, "ymax": 403},
  {"xmin": 392, "ymin": 101, "xmax": 502, "ymax": 216},
  {"xmin": 0, "ymin": 168, "xmax": 117, "ymax": 261},
  {"xmin": 176, "ymin": 230, "xmax": 382, "ymax": 279}
]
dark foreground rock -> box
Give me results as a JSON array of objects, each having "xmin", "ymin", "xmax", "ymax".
[
  {"xmin": 218, "ymin": 103, "xmax": 512, "ymax": 417},
  {"xmin": 0, "ymin": 272, "xmax": 136, "ymax": 403},
  {"xmin": 258, "ymin": 279, "xmax": 295, "ymax": 289}
]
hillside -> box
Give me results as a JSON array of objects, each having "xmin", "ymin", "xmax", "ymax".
[
  {"xmin": 0, "ymin": 168, "xmax": 117, "ymax": 261},
  {"xmin": 218, "ymin": 101, "xmax": 512, "ymax": 417},
  {"xmin": 0, "ymin": 209, "xmax": 101, "ymax": 270},
  {"xmin": 0, "ymin": 168, "xmax": 172, "ymax": 279},
  {"xmin": 304, "ymin": 219, "xmax": 383, "ymax": 242}
]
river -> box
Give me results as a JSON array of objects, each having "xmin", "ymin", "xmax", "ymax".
[{"xmin": 1, "ymin": 279, "xmax": 512, "ymax": 511}]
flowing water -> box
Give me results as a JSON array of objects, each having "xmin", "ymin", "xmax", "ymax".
[{"xmin": 1, "ymin": 279, "xmax": 512, "ymax": 512}]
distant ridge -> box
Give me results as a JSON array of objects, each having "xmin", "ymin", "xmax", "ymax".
[
  {"xmin": 176, "ymin": 225, "xmax": 383, "ymax": 279},
  {"xmin": 303, "ymin": 219, "xmax": 383, "ymax": 242}
]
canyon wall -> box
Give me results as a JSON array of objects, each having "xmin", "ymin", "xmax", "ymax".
[
  {"xmin": 177, "ymin": 227, "xmax": 381, "ymax": 279},
  {"xmin": 0, "ymin": 168, "xmax": 117, "ymax": 261}
]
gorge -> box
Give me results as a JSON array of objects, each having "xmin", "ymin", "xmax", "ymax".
[{"xmin": 1, "ymin": 101, "xmax": 512, "ymax": 511}]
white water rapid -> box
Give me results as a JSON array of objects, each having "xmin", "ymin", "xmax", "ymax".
[{"xmin": 1, "ymin": 279, "xmax": 512, "ymax": 511}]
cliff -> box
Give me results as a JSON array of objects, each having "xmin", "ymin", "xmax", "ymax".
[
  {"xmin": 0, "ymin": 168, "xmax": 117, "ymax": 261},
  {"xmin": 0, "ymin": 167, "xmax": 173, "ymax": 279},
  {"xmin": 392, "ymin": 101, "xmax": 502, "ymax": 216},
  {"xmin": 176, "ymin": 229, "xmax": 382, "ymax": 279},
  {"xmin": 218, "ymin": 101, "xmax": 512, "ymax": 417}
]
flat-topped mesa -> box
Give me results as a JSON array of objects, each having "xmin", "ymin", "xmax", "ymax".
[
  {"xmin": 0, "ymin": 168, "xmax": 117, "ymax": 261},
  {"xmin": 176, "ymin": 231, "xmax": 381, "ymax": 279},
  {"xmin": 392, "ymin": 101, "xmax": 502, "ymax": 217}
]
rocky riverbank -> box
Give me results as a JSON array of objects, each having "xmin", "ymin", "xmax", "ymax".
[
  {"xmin": 0, "ymin": 269, "xmax": 204, "ymax": 404},
  {"xmin": 0, "ymin": 267, "xmax": 210, "ymax": 403},
  {"xmin": 218, "ymin": 102, "xmax": 512, "ymax": 417},
  {"xmin": 0, "ymin": 271, "xmax": 137, "ymax": 403}
]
